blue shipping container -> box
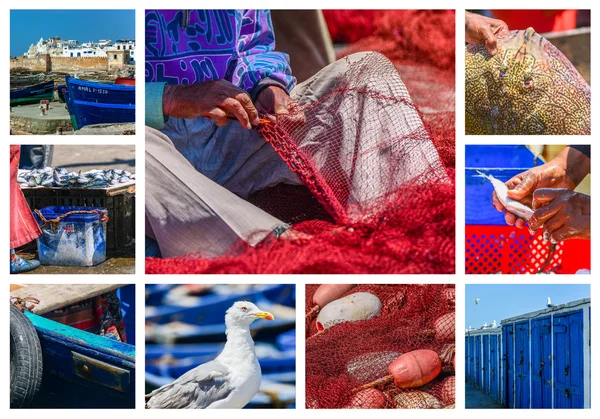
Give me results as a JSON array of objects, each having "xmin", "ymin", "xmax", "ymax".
[{"xmin": 499, "ymin": 299, "xmax": 590, "ymax": 409}]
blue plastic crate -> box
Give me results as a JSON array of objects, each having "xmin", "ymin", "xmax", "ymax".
[
  {"xmin": 34, "ymin": 206, "xmax": 107, "ymax": 266},
  {"xmin": 465, "ymin": 145, "xmax": 544, "ymax": 168}
]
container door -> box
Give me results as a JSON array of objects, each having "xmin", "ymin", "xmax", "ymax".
[
  {"xmin": 475, "ymin": 335, "xmax": 482, "ymax": 388},
  {"xmin": 503, "ymin": 324, "xmax": 515, "ymax": 408},
  {"xmin": 483, "ymin": 334, "xmax": 490, "ymax": 394},
  {"xmin": 554, "ymin": 310, "xmax": 584, "ymax": 409},
  {"xmin": 465, "ymin": 336, "xmax": 469, "ymax": 383},
  {"xmin": 469, "ymin": 335, "xmax": 476, "ymax": 384},
  {"xmin": 515, "ymin": 321, "xmax": 530, "ymax": 408},
  {"xmin": 490, "ymin": 334, "xmax": 499, "ymax": 401},
  {"xmin": 531, "ymin": 316, "xmax": 552, "ymax": 408}
]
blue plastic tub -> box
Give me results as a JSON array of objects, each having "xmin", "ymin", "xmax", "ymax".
[{"xmin": 34, "ymin": 206, "xmax": 108, "ymax": 266}]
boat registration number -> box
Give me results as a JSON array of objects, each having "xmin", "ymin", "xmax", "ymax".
[{"xmin": 77, "ymin": 86, "xmax": 109, "ymax": 95}]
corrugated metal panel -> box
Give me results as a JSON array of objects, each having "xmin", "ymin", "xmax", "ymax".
[
  {"xmin": 515, "ymin": 321, "xmax": 530, "ymax": 408},
  {"xmin": 483, "ymin": 334, "xmax": 490, "ymax": 394},
  {"xmin": 531, "ymin": 316, "xmax": 552, "ymax": 408},
  {"xmin": 503, "ymin": 324, "xmax": 515, "ymax": 408},
  {"xmin": 465, "ymin": 335, "xmax": 470, "ymax": 383},
  {"xmin": 469, "ymin": 335, "xmax": 476, "ymax": 384},
  {"xmin": 475, "ymin": 335, "xmax": 482, "ymax": 388},
  {"xmin": 490, "ymin": 334, "xmax": 500, "ymax": 401},
  {"xmin": 553, "ymin": 309, "xmax": 584, "ymax": 408}
]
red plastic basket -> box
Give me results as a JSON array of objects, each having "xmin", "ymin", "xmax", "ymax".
[{"xmin": 465, "ymin": 225, "xmax": 590, "ymax": 274}]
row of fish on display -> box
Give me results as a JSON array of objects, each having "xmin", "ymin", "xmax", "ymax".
[
  {"xmin": 18, "ymin": 167, "xmax": 135, "ymax": 189},
  {"xmin": 145, "ymin": 284, "xmax": 296, "ymax": 409}
]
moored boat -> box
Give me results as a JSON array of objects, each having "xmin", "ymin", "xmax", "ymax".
[
  {"xmin": 115, "ymin": 77, "xmax": 135, "ymax": 86},
  {"xmin": 10, "ymin": 284, "xmax": 136, "ymax": 408},
  {"xmin": 57, "ymin": 84, "xmax": 67, "ymax": 103},
  {"xmin": 64, "ymin": 75, "xmax": 135, "ymax": 130},
  {"xmin": 10, "ymin": 81, "xmax": 55, "ymax": 106}
]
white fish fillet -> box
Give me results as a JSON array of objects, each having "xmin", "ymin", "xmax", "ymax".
[{"xmin": 477, "ymin": 171, "xmax": 534, "ymax": 220}]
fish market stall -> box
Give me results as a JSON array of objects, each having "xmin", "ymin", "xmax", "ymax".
[
  {"xmin": 145, "ymin": 284, "xmax": 296, "ymax": 409},
  {"xmin": 16, "ymin": 166, "xmax": 135, "ymax": 272}
]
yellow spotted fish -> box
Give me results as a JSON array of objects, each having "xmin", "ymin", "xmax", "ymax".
[{"xmin": 465, "ymin": 28, "xmax": 590, "ymax": 135}]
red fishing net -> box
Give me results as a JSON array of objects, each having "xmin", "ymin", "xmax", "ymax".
[
  {"xmin": 306, "ymin": 284, "xmax": 456, "ymax": 409},
  {"xmin": 146, "ymin": 10, "xmax": 455, "ymax": 274}
]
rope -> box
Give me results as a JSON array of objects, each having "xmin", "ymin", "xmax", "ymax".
[
  {"xmin": 10, "ymin": 296, "xmax": 40, "ymax": 312},
  {"xmin": 34, "ymin": 209, "xmax": 109, "ymax": 229}
]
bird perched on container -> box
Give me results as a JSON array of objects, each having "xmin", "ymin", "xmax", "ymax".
[
  {"xmin": 145, "ymin": 301, "xmax": 274, "ymax": 409},
  {"xmin": 547, "ymin": 297, "xmax": 555, "ymax": 308}
]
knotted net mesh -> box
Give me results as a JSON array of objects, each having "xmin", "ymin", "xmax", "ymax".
[
  {"xmin": 146, "ymin": 10, "xmax": 455, "ymax": 274},
  {"xmin": 305, "ymin": 284, "xmax": 455, "ymax": 409}
]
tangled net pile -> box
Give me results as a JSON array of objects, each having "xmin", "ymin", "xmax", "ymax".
[
  {"xmin": 146, "ymin": 10, "xmax": 455, "ymax": 274},
  {"xmin": 306, "ymin": 284, "xmax": 455, "ymax": 409}
]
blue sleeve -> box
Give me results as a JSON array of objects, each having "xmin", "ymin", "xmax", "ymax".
[
  {"xmin": 230, "ymin": 10, "xmax": 296, "ymax": 96},
  {"xmin": 145, "ymin": 82, "xmax": 167, "ymax": 130}
]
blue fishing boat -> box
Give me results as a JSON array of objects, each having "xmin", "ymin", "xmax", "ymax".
[
  {"xmin": 10, "ymin": 81, "xmax": 54, "ymax": 106},
  {"xmin": 10, "ymin": 285, "xmax": 136, "ymax": 408},
  {"xmin": 64, "ymin": 75, "xmax": 135, "ymax": 130},
  {"xmin": 57, "ymin": 84, "xmax": 67, "ymax": 103}
]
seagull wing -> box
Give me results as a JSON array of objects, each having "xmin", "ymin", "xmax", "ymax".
[{"xmin": 145, "ymin": 360, "xmax": 234, "ymax": 409}]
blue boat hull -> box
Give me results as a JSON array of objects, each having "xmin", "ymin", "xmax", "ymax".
[
  {"xmin": 65, "ymin": 75, "xmax": 135, "ymax": 130},
  {"xmin": 25, "ymin": 312, "xmax": 136, "ymax": 408},
  {"xmin": 10, "ymin": 81, "xmax": 54, "ymax": 106}
]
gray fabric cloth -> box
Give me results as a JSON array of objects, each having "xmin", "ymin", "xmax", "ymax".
[
  {"xmin": 145, "ymin": 52, "xmax": 373, "ymax": 258},
  {"xmin": 145, "ymin": 127, "xmax": 286, "ymax": 258}
]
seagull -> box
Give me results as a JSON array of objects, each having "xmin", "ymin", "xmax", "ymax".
[
  {"xmin": 491, "ymin": 320, "xmax": 496, "ymax": 328},
  {"xmin": 474, "ymin": 298, "xmax": 480, "ymax": 305},
  {"xmin": 547, "ymin": 297, "xmax": 555, "ymax": 308},
  {"xmin": 145, "ymin": 301, "xmax": 274, "ymax": 409}
]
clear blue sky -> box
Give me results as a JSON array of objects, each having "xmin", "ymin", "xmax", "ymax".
[
  {"xmin": 465, "ymin": 284, "xmax": 590, "ymax": 329},
  {"xmin": 10, "ymin": 10, "xmax": 135, "ymax": 56}
]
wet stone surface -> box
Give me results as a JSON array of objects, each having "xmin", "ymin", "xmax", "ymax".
[
  {"xmin": 20, "ymin": 257, "xmax": 135, "ymax": 275},
  {"xmin": 465, "ymin": 383, "xmax": 505, "ymax": 409}
]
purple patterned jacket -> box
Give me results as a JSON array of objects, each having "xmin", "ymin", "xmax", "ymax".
[{"xmin": 145, "ymin": 9, "xmax": 296, "ymax": 96}]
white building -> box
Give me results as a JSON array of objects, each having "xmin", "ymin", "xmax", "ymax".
[
  {"xmin": 108, "ymin": 39, "xmax": 136, "ymax": 64},
  {"xmin": 24, "ymin": 37, "xmax": 134, "ymax": 62}
]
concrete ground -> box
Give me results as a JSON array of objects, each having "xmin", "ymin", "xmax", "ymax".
[
  {"xmin": 14, "ymin": 145, "xmax": 136, "ymax": 275},
  {"xmin": 20, "ymin": 257, "xmax": 135, "ymax": 275},
  {"xmin": 11, "ymin": 102, "xmax": 70, "ymax": 120},
  {"xmin": 50, "ymin": 144, "xmax": 135, "ymax": 172},
  {"xmin": 465, "ymin": 383, "xmax": 505, "ymax": 409}
]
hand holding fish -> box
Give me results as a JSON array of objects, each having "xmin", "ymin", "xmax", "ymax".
[
  {"xmin": 529, "ymin": 189, "xmax": 590, "ymax": 243},
  {"xmin": 492, "ymin": 162, "xmax": 575, "ymax": 228},
  {"xmin": 465, "ymin": 11, "xmax": 509, "ymax": 56},
  {"xmin": 162, "ymin": 80, "xmax": 260, "ymax": 129},
  {"xmin": 492, "ymin": 146, "xmax": 589, "ymax": 228}
]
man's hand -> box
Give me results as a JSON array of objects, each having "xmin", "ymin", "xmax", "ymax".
[
  {"xmin": 162, "ymin": 80, "xmax": 260, "ymax": 129},
  {"xmin": 465, "ymin": 11, "xmax": 509, "ymax": 56},
  {"xmin": 528, "ymin": 189, "xmax": 590, "ymax": 242},
  {"xmin": 255, "ymin": 86, "xmax": 305, "ymax": 124},
  {"xmin": 492, "ymin": 161, "xmax": 575, "ymax": 228}
]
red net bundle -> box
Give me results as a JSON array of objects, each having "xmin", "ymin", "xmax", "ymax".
[
  {"xmin": 306, "ymin": 284, "xmax": 455, "ymax": 409},
  {"xmin": 146, "ymin": 10, "xmax": 455, "ymax": 274}
]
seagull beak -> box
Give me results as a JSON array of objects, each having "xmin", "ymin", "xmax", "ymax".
[{"xmin": 254, "ymin": 311, "xmax": 275, "ymax": 321}]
